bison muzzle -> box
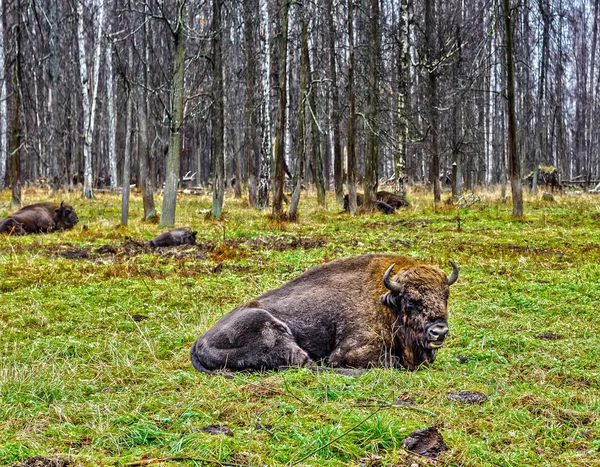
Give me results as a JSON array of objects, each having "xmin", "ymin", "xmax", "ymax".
[{"xmin": 190, "ymin": 254, "xmax": 458, "ymax": 373}]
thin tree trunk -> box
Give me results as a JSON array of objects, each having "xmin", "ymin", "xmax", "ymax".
[
  {"xmin": 139, "ymin": 8, "xmax": 156, "ymax": 220},
  {"xmin": 257, "ymin": 0, "xmax": 271, "ymax": 210},
  {"xmin": 364, "ymin": 0, "xmax": 380, "ymax": 209},
  {"xmin": 289, "ymin": 5, "xmax": 308, "ymax": 221},
  {"xmin": 425, "ymin": 0, "xmax": 440, "ymax": 202},
  {"xmin": 211, "ymin": 0, "xmax": 225, "ymax": 218},
  {"xmin": 307, "ymin": 38, "xmax": 325, "ymax": 207},
  {"xmin": 10, "ymin": 9, "xmax": 22, "ymax": 209},
  {"xmin": 394, "ymin": 0, "xmax": 409, "ymax": 197},
  {"xmin": 121, "ymin": 82, "xmax": 133, "ymax": 226},
  {"xmin": 271, "ymin": 0, "xmax": 289, "ymax": 218},
  {"xmin": 325, "ymin": 0, "xmax": 343, "ymax": 205},
  {"xmin": 105, "ymin": 41, "xmax": 118, "ymax": 191},
  {"xmin": 160, "ymin": 1, "xmax": 187, "ymax": 227},
  {"xmin": 347, "ymin": 0, "xmax": 357, "ymax": 215},
  {"xmin": 244, "ymin": 0, "xmax": 259, "ymax": 207},
  {"xmin": 532, "ymin": 0, "xmax": 550, "ymax": 195},
  {"xmin": 0, "ymin": 0, "xmax": 7, "ymax": 190},
  {"xmin": 503, "ymin": 0, "xmax": 523, "ymax": 216}
]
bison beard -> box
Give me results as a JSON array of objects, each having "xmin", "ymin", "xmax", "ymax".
[
  {"xmin": 0, "ymin": 201, "xmax": 79, "ymax": 234},
  {"xmin": 190, "ymin": 255, "xmax": 458, "ymax": 373}
]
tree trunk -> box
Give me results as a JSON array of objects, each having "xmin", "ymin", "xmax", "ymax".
[
  {"xmin": 394, "ymin": 0, "xmax": 409, "ymax": 198},
  {"xmin": 289, "ymin": 5, "xmax": 308, "ymax": 222},
  {"xmin": 0, "ymin": 0, "xmax": 7, "ymax": 191},
  {"xmin": 77, "ymin": 0, "xmax": 105, "ymax": 199},
  {"xmin": 271, "ymin": 0, "xmax": 289, "ymax": 218},
  {"xmin": 307, "ymin": 35, "xmax": 325, "ymax": 207},
  {"xmin": 364, "ymin": 0, "xmax": 380, "ymax": 209},
  {"xmin": 425, "ymin": 0, "xmax": 440, "ymax": 202},
  {"xmin": 244, "ymin": 0, "xmax": 259, "ymax": 207},
  {"xmin": 211, "ymin": 0, "xmax": 225, "ymax": 219},
  {"xmin": 532, "ymin": 0, "xmax": 551, "ymax": 195},
  {"xmin": 10, "ymin": 11, "xmax": 22, "ymax": 209},
  {"xmin": 257, "ymin": 0, "xmax": 271, "ymax": 210},
  {"xmin": 503, "ymin": 0, "xmax": 523, "ymax": 216},
  {"xmin": 347, "ymin": 0, "xmax": 357, "ymax": 215},
  {"xmin": 325, "ymin": 0, "xmax": 344, "ymax": 205},
  {"xmin": 139, "ymin": 8, "xmax": 156, "ymax": 220},
  {"xmin": 160, "ymin": 1, "xmax": 187, "ymax": 227},
  {"xmin": 120, "ymin": 81, "xmax": 133, "ymax": 226},
  {"xmin": 105, "ymin": 41, "xmax": 118, "ymax": 191}
]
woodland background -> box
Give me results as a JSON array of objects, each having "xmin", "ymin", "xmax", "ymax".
[{"xmin": 0, "ymin": 0, "xmax": 598, "ymax": 223}]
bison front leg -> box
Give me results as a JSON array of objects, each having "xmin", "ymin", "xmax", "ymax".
[
  {"xmin": 190, "ymin": 308, "xmax": 312, "ymax": 373},
  {"xmin": 327, "ymin": 338, "xmax": 391, "ymax": 369}
]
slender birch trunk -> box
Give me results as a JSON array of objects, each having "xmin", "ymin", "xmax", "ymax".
[
  {"xmin": 105, "ymin": 41, "xmax": 118, "ymax": 191},
  {"xmin": 121, "ymin": 44, "xmax": 134, "ymax": 226},
  {"xmin": 394, "ymin": 0, "xmax": 409, "ymax": 197},
  {"xmin": 77, "ymin": 0, "xmax": 105, "ymax": 199},
  {"xmin": 257, "ymin": 0, "xmax": 271, "ymax": 209}
]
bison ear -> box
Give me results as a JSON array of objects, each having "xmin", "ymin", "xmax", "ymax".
[{"xmin": 191, "ymin": 231, "xmax": 198, "ymax": 238}]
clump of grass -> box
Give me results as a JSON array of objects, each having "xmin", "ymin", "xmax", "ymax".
[{"xmin": 1, "ymin": 188, "xmax": 599, "ymax": 466}]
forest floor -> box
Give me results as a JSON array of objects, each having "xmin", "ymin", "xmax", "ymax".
[{"xmin": 1, "ymin": 187, "xmax": 599, "ymax": 467}]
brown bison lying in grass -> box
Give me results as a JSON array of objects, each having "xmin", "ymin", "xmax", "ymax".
[
  {"xmin": 191, "ymin": 254, "xmax": 458, "ymax": 373},
  {"xmin": 0, "ymin": 201, "xmax": 79, "ymax": 235},
  {"xmin": 149, "ymin": 228, "xmax": 197, "ymax": 248}
]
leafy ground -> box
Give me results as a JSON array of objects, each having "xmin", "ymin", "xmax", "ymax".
[{"xmin": 1, "ymin": 187, "xmax": 599, "ymax": 467}]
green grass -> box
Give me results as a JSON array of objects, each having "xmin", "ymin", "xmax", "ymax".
[{"xmin": 1, "ymin": 187, "xmax": 599, "ymax": 466}]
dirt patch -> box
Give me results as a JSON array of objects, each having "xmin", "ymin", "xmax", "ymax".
[
  {"xmin": 401, "ymin": 426, "xmax": 447, "ymax": 459},
  {"xmin": 12, "ymin": 457, "xmax": 69, "ymax": 467},
  {"xmin": 199, "ymin": 425, "xmax": 234, "ymax": 436},
  {"xmin": 501, "ymin": 244, "xmax": 565, "ymax": 256},
  {"xmin": 536, "ymin": 333, "xmax": 564, "ymax": 340},
  {"xmin": 447, "ymin": 391, "xmax": 487, "ymax": 404},
  {"xmin": 49, "ymin": 234, "xmax": 327, "ymax": 263}
]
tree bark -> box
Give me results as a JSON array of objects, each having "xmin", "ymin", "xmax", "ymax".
[
  {"xmin": 244, "ymin": 0, "xmax": 259, "ymax": 207},
  {"xmin": 394, "ymin": 0, "xmax": 409, "ymax": 198},
  {"xmin": 503, "ymin": 0, "xmax": 523, "ymax": 216},
  {"xmin": 211, "ymin": 0, "xmax": 225, "ymax": 218},
  {"xmin": 0, "ymin": 0, "xmax": 7, "ymax": 190},
  {"xmin": 120, "ymin": 77, "xmax": 133, "ymax": 226},
  {"xmin": 425, "ymin": 0, "xmax": 440, "ymax": 202},
  {"xmin": 160, "ymin": 0, "xmax": 187, "ymax": 227},
  {"xmin": 105, "ymin": 40, "xmax": 118, "ymax": 191},
  {"xmin": 325, "ymin": 0, "xmax": 344, "ymax": 205},
  {"xmin": 364, "ymin": 0, "xmax": 380, "ymax": 209},
  {"xmin": 347, "ymin": 0, "xmax": 357, "ymax": 215},
  {"xmin": 271, "ymin": 0, "xmax": 289, "ymax": 218},
  {"xmin": 10, "ymin": 7, "xmax": 22, "ymax": 209}
]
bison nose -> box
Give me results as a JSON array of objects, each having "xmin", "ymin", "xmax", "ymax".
[{"xmin": 428, "ymin": 323, "xmax": 449, "ymax": 342}]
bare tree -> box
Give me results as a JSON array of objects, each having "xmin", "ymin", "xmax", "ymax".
[
  {"xmin": 160, "ymin": 0, "xmax": 187, "ymax": 227},
  {"xmin": 77, "ymin": 0, "xmax": 105, "ymax": 199},
  {"xmin": 503, "ymin": 0, "xmax": 523, "ymax": 216},
  {"xmin": 347, "ymin": 0, "xmax": 357, "ymax": 215},
  {"xmin": 211, "ymin": 0, "xmax": 225, "ymax": 219},
  {"xmin": 271, "ymin": 0, "xmax": 289, "ymax": 218},
  {"xmin": 0, "ymin": 0, "xmax": 7, "ymax": 190}
]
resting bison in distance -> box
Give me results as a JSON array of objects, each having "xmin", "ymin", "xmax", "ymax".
[
  {"xmin": 0, "ymin": 217, "xmax": 27, "ymax": 235},
  {"xmin": 0, "ymin": 201, "xmax": 78, "ymax": 234},
  {"xmin": 149, "ymin": 227, "xmax": 197, "ymax": 248},
  {"xmin": 344, "ymin": 191, "xmax": 409, "ymax": 214},
  {"xmin": 190, "ymin": 254, "xmax": 458, "ymax": 373}
]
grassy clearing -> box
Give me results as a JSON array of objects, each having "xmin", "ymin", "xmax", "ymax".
[{"xmin": 1, "ymin": 187, "xmax": 599, "ymax": 467}]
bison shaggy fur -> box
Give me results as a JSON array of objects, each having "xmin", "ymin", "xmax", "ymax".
[
  {"xmin": 0, "ymin": 201, "xmax": 79, "ymax": 234},
  {"xmin": 191, "ymin": 254, "xmax": 458, "ymax": 373}
]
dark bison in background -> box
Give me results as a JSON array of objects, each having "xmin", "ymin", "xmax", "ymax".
[
  {"xmin": 0, "ymin": 201, "xmax": 79, "ymax": 234},
  {"xmin": 344, "ymin": 191, "xmax": 409, "ymax": 214},
  {"xmin": 191, "ymin": 254, "xmax": 458, "ymax": 373},
  {"xmin": 149, "ymin": 227, "xmax": 197, "ymax": 248},
  {"xmin": 524, "ymin": 166, "xmax": 562, "ymax": 192}
]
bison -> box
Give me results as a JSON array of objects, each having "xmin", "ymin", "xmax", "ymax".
[
  {"xmin": 149, "ymin": 227, "xmax": 197, "ymax": 248},
  {"xmin": 0, "ymin": 201, "xmax": 79, "ymax": 234},
  {"xmin": 190, "ymin": 254, "xmax": 458, "ymax": 373},
  {"xmin": 343, "ymin": 191, "xmax": 409, "ymax": 214}
]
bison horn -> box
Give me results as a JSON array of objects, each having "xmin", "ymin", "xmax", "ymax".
[
  {"xmin": 383, "ymin": 264, "xmax": 404, "ymax": 293},
  {"xmin": 447, "ymin": 260, "xmax": 459, "ymax": 285}
]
